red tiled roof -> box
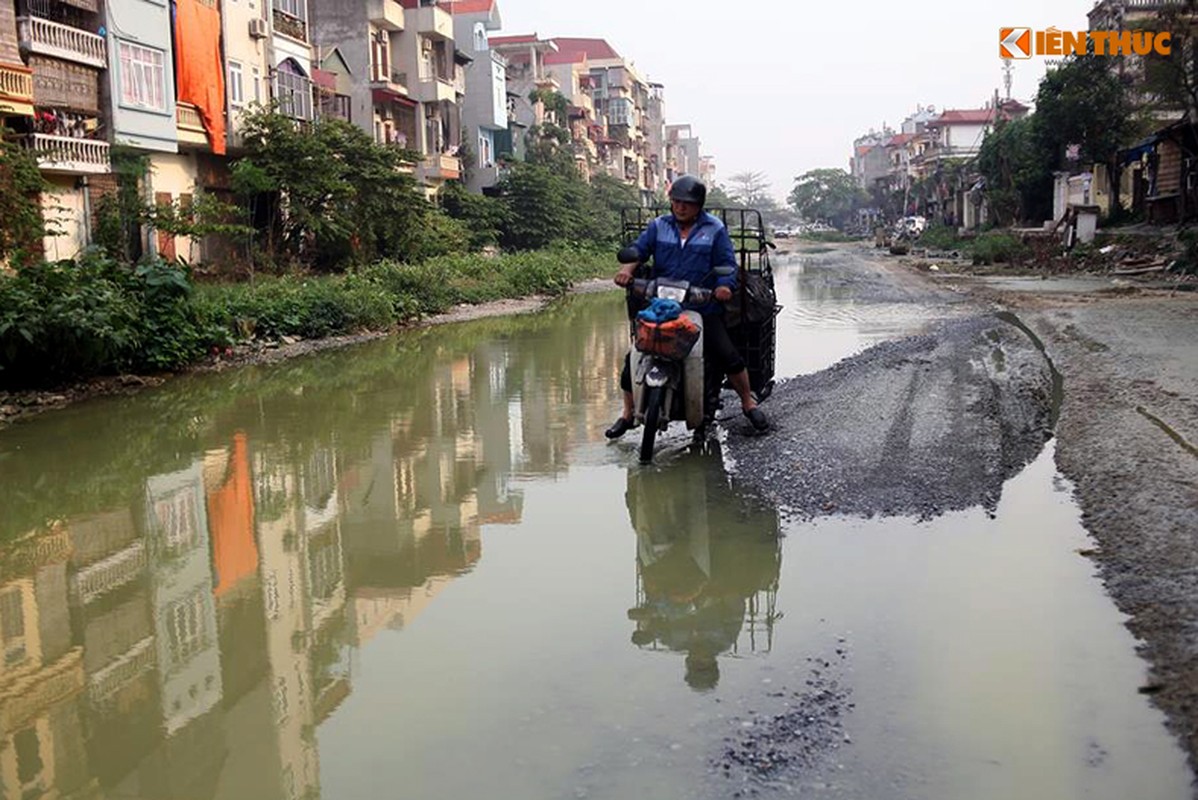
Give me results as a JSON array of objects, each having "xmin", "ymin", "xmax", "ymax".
[
  {"xmin": 442, "ymin": 0, "xmax": 494, "ymax": 13},
  {"xmin": 551, "ymin": 37, "xmax": 620, "ymax": 60},
  {"xmin": 545, "ymin": 51, "xmax": 586, "ymax": 65},
  {"xmin": 855, "ymin": 145, "xmax": 872, "ymax": 156},
  {"xmin": 935, "ymin": 109, "xmax": 995, "ymax": 124},
  {"xmin": 887, "ymin": 133, "xmax": 914, "ymax": 146}
]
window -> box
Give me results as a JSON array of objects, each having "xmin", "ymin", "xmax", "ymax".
[
  {"xmin": 118, "ymin": 41, "xmax": 166, "ymax": 111},
  {"xmin": 272, "ymin": 0, "xmax": 304, "ymax": 20},
  {"xmin": 275, "ymin": 59, "xmax": 311, "ymax": 120},
  {"xmin": 251, "ymin": 66, "xmax": 261, "ymax": 103},
  {"xmin": 473, "ymin": 22, "xmax": 487, "ymax": 52},
  {"xmin": 228, "ymin": 60, "xmax": 244, "ymax": 105}
]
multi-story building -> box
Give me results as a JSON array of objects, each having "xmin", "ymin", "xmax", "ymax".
[
  {"xmin": 310, "ymin": 0, "xmax": 460, "ymax": 194},
  {"xmin": 665, "ymin": 123, "xmax": 700, "ymax": 181},
  {"xmin": 489, "ymin": 33, "xmax": 556, "ymax": 157},
  {"xmin": 13, "ymin": 0, "xmax": 110, "ymax": 258},
  {"xmin": 551, "ymin": 37, "xmax": 654, "ymax": 198},
  {"xmin": 447, "ymin": 0, "xmax": 507, "ymax": 192},
  {"xmin": 543, "ymin": 45, "xmax": 600, "ymax": 178},
  {"xmin": 643, "ymin": 82, "xmax": 665, "ymax": 195}
]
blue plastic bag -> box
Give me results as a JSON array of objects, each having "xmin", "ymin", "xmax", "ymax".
[{"xmin": 637, "ymin": 298, "xmax": 683, "ymax": 324}]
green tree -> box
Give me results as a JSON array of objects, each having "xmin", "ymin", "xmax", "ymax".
[
  {"xmin": 788, "ymin": 168, "xmax": 865, "ymax": 228},
  {"xmin": 234, "ymin": 106, "xmax": 436, "ymax": 270},
  {"xmin": 441, "ymin": 181, "xmax": 508, "ymax": 250},
  {"xmin": 977, "ymin": 116, "xmax": 1054, "ymax": 225},
  {"xmin": 0, "ymin": 138, "xmax": 52, "ymax": 266}
]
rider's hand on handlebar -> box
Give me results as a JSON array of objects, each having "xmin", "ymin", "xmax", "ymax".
[
  {"xmin": 714, "ymin": 286, "xmax": 732, "ymax": 303},
  {"xmin": 614, "ymin": 265, "xmax": 637, "ymax": 288}
]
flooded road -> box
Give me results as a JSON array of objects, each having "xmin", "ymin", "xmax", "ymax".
[{"xmin": 0, "ymin": 249, "xmax": 1190, "ymax": 799}]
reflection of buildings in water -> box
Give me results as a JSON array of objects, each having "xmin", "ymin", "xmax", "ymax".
[
  {"xmin": 145, "ymin": 462, "xmax": 224, "ymax": 736},
  {"xmin": 626, "ymin": 446, "xmax": 782, "ymax": 691},
  {"xmin": 65, "ymin": 507, "xmax": 160, "ymax": 790},
  {"xmin": 0, "ymin": 527, "xmax": 90, "ymax": 800}
]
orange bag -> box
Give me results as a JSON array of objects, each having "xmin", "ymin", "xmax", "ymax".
[{"xmin": 635, "ymin": 316, "xmax": 701, "ymax": 359}]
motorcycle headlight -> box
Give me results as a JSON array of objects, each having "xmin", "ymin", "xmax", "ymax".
[{"xmin": 657, "ymin": 286, "xmax": 687, "ymax": 303}]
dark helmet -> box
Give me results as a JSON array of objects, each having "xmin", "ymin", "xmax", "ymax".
[{"xmin": 669, "ymin": 175, "xmax": 707, "ymax": 207}]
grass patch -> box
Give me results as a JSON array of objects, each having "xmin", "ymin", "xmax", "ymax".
[{"xmin": 0, "ymin": 247, "xmax": 614, "ymax": 389}]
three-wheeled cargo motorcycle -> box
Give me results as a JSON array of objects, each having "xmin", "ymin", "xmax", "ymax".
[{"xmin": 618, "ymin": 207, "xmax": 781, "ymax": 463}]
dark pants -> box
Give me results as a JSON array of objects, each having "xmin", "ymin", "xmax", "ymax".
[{"xmin": 621, "ymin": 313, "xmax": 745, "ymax": 393}]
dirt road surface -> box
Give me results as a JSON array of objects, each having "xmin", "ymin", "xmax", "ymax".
[{"xmin": 729, "ymin": 243, "xmax": 1198, "ymax": 782}]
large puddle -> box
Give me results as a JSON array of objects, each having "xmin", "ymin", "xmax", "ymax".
[{"xmin": 0, "ymin": 252, "xmax": 1189, "ymax": 798}]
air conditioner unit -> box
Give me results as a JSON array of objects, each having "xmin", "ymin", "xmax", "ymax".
[{"xmin": 248, "ymin": 17, "xmax": 268, "ymax": 38}]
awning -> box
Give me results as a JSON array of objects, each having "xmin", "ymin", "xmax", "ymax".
[
  {"xmin": 372, "ymin": 87, "xmax": 417, "ymax": 108},
  {"xmin": 1121, "ymin": 136, "xmax": 1159, "ymax": 165},
  {"xmin": 312, "ymin": 68, "xmax": 337, "ymax": 91}
]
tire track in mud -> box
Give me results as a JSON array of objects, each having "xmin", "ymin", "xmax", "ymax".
[{"xmin": 726, "ymin": 314, "xmax": 1055, "ymax": 521}]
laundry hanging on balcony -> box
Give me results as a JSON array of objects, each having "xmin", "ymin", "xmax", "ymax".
[{"xmin": 174, "ymin": 0, "xmax": 227, "ymax": 154}]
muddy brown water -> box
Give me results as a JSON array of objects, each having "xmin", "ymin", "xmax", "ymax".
[{"xmin": 0, "ymin": 252, "xmax": 1189, "ymax": 799}]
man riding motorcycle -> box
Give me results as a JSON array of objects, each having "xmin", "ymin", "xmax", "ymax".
[{"xmin": 606, "ymin": 175, "xmax": 769, "ymax": 439}]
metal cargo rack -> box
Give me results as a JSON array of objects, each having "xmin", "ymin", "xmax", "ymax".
[{"xmin": 620, "ymin": 207, "xmax": 780, "ymax": 399}]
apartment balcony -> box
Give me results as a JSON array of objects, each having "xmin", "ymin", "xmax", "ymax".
[
  {"xmin": 535, "ymin": 74, "xmax": 559, "ymax": 92},
  {"xmin": 25, "ymin": 133, "xmax": 110, "ymax": 173},
  {"xmin": 0, "ymin": 62, "xmax": 34, "ymax": 115},
  {"xmin": 87, "ymin": 636, "xmax": 156, "ymax": 705},
  {"xmin": 176, "ymin": 102, "xmax": 208, "ymax": 147},
  {"xmin": 29, "ymin": 56, "xmax": 100, "ymax": 112},
  {"xmin": 0, "ymin": 648, "xmax": 84, "ymax": 732},
  {"xmin": 421, "ymin": 153, "xmax": 460, "ymax": 181},
  {"xmin": 272, "ymin": 8, "xmax": 307, "ymax": 42},
  {"xmin": 17, "ymin": 16, "xmax": 107, "ymax": 69},
  {"xmin": 370, "ymin": 70, "xmax": 408, "ymax": 98},
  {"xmin": 409, "ymin": 3, "xmax": 453, "ymax": 39},
  {"xmin": 415, "ymin": 74, "xmax": 455, "ymax": 104},
  {"xmin": 367, "ymin": 0, "xmax": 404, "ymax": 31},
  {"xmin": 70, "ymin": 540, "xmax": 146, "ymax": 604}
]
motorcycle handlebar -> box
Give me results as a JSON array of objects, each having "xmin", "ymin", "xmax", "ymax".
[{"xmin": 627, "ymin": 279, "xmax": 714, "ymax": 307}]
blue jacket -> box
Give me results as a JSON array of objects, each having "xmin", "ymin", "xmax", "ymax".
[{"xmin": 633, "ymin": 211, "xmax": 737, "ymax": 315}]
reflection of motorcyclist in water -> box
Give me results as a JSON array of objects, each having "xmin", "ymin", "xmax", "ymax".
[{"xmin": 625, "ymin": 442, "xmax": 782, "ymax": 691}]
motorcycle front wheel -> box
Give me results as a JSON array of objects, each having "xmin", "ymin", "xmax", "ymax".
[{"xmin": 639, "ymin": 385, "xmax": 665, "ymax": 464}]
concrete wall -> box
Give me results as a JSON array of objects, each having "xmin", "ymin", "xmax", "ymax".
[
  {"xmin": 149, "ymin": 152, "xmax": 202, "ymax": 262},
  {"xmin": 0, "ymin": 0, "xmax": 20, "ymax": 64},
  {"xmin": 942, "ymin": 122, "xmax": 987, "ymax": 155},
  {"xmin": 222, "ymin": 0, "xmax": 271, "ymax": 145},
  {"xmin": 309, "ymin": 0, "xmax": 371, "ymax": 134},
  {"xmin": 107, "ymin": 0, "xmax": 179, "ymax": 153}
]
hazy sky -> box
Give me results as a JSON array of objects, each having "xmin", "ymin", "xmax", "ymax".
[{"xmin": 498, "ymin": 0, "xmax": 1095, "ymax": 202}]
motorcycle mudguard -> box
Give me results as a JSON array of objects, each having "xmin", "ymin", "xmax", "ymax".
[
  {"xmin": 630, "ymin": 345, "xmax": 645, "ymax": 421},
  {"xmin": 683, "ymin": 310, "xmax": 705, "ymax": 430}
]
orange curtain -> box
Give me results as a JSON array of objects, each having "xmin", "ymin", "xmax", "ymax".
[
  {"xmin": 175, "ymin": 0, "xmax": 227, "ymax": 155},
  {"xmin": 208, "ymin": 433, "xmax": 258, "ymax": 595}
]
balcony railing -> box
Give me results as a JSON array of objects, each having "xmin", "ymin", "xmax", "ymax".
[
  {"xmin": 176, "ymin": 102, "xmax": 208, "ymax": 146},
  {"xmin": 88, "ymin": 636, "xmax": 156, "ymax": 705},
  {"xmin": 422, "ymin": 153, "xmax": 460, "ymax": 180},
  {"xmin": 25, "ymin": 133, "xmax": 111, "ymax": 174},
  {"xmin": 17, "ymin": 16, "xmax": 107, "ymax": 68},
  {"xmin": 0, "ymin": 62, "xmax": 34, "ymax": 104},
  {"xmin": 272, "ymin": 8, "xmax": 307, "ymax": 41},
  {"xmin": 70, "ymin": 540, "xmax": 146, "ymax": 604}
]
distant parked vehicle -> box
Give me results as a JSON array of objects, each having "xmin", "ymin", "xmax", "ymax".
[{"xmin": 893, "ymin": 216, "xmax": 927, "ymax": 240}]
